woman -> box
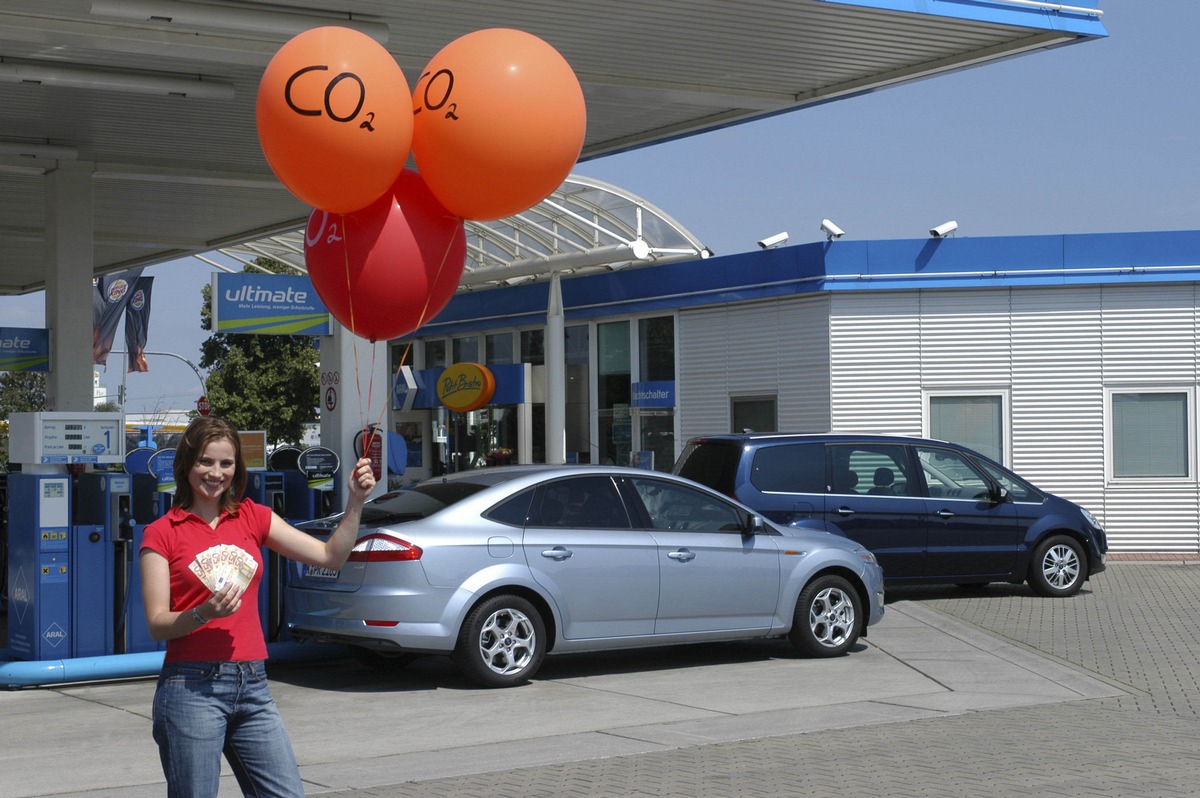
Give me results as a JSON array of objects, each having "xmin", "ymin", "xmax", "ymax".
[{"xmin": 141, "ymin": 416, "xmax": 376, "ymax": 798}]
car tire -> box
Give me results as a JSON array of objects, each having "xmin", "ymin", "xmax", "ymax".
[
  {"xmin": 1028, "ymin": 535, "xmax": 1087, "ymax": 597},
  {"xmin": 789, "ymin": 574, "xmax": 861, "ymax": 657},
  {"xmin": 453, "ymin": 594, "xmax": 546, "ymax": 688}
]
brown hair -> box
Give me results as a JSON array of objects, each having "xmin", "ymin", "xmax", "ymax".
[{"xmin": 173, "ymin": 416, "xmax": 246, "ymax": 514}]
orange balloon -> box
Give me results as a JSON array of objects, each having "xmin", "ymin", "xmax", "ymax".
[
  {"xmin": 257, "ymin": 26, "xmax": 412, "ymax": 213},
  {"xmin": 411, "ymin": 28, "xmax": 586, "ymax": 221}
]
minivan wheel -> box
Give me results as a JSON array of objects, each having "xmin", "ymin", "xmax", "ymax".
[
  {"xmin": 1028, "ymin": 535, "xmax": 1086, "ymax": 597},
  {"xmin": 453, "ymin": 594, "xmax": 546, "ymax": 688},
  {"xmin": 789, "ymin": 575, "xmax": 861, "ymax": 657}
]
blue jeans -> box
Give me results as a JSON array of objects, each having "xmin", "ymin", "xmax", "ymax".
[{"xmin": 152, "ymin": 660, "xmax": 304, "ymax": 798}]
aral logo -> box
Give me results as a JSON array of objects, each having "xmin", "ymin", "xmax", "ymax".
[{"xmin": 42, "ymin": 623, "xmax": 67, "ymax": 648}]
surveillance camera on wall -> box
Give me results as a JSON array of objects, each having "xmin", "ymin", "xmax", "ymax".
[
  {"xmin": 929, "ymin": 220, "xmax": 958, "ymax": 238},
  {"xmin": 757, "ymin": 232, "xmax": 789, "ymax": 249},
  {"xmin": 820, "ymin": 219, "xmax": 845, "ymax": 240}
]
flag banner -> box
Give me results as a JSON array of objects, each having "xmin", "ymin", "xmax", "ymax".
[
  {"xmin": 125, "ymin": 275, "xmax": 153, "ymax": 373},
  {"xmin": 93, "ymin": 268, "xmax": 144, "ymax": 365}
]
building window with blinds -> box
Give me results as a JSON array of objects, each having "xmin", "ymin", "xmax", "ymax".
[{"xmin": 1111, "ymin": 391, "xmax": 1190, "ymax": 478}]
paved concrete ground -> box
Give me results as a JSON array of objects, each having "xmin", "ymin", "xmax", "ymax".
[{"xmin": 3, "ymin": 560, "xmax": 1199, "ymax": 797}]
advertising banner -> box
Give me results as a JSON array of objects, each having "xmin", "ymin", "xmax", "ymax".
[
  {"xmin": 212, "ymin": 273, "xmax": 331, "ymax": 335},
  {"xmin": 0, "ymin": 327, "xmax": 50, "ymax": 372},
  {"xmin": 93, "ymin": 268, "xmax": 143, "ymax": 365},
  {"xmin": 124, "ymin": 275, "xmax": 154, "ymax": 372}
]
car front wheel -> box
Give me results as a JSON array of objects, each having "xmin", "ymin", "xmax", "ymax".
[
  {"xmin": 789, "ymin": 575, "xmax": 861, "ymax": 657},
  {"xmin": 453, "ymin": 594, "xmax": 546, "ymax": 688},
  {"xmin": 1028, "ymin": 535, "xmax": 1087, "ymax": 597}
]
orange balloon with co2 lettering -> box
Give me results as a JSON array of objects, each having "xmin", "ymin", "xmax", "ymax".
[
  {"xmin": 411, "ymin": 28, "xmax": 586, "ymax": 221},
  {"xmin": 257, "ymin": 26, "xmax": 412, "ymax": 213}
]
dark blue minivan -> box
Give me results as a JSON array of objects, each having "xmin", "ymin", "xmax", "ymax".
[{"xmin": 673, "ymin": 433, "xmax": 1107, "ymax": 596}]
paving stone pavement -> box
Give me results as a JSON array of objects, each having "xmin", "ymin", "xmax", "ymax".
[{"xmin": 321, "ymin": 561, "xmax": 1200, "ymax": 797}]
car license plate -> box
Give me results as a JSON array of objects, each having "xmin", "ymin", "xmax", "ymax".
[{"xmin": 304, "ymin": 565, "xmax": 341, "ymax": 580}]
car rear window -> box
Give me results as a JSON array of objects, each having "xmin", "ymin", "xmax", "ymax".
[
  {"xmin": 360, "ymin": 481, "xmax": 491, "ymax": 525},
  {"xmin": 673, "ymin": 440, "xmax": 742, "ymax": 496}
]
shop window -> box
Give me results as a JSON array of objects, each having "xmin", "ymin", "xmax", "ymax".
[
  {"xmin": 929, "ymin": 395, "xmax": 1004, "ymax": 464},
  {"xmin": 598, "ymin": 321, "xmax": 632, "ymax": 465},
  {"xmin": 453, "ymin": 335, "xmax": 479, "ymax": 364},
  {"xmin": 521, "ymin": 329, "xmax": 545, "ymax": 366},
  {"xmin": 486, "ymin": 332, "xmax": 513, "ymax": 365},
  {"xmin": 638, "ymin": 316, "xmax": 675, "ymax": 381},
  {"xmin": 732, "ymin": 396, "xmax": 775, "ymax": 434},
  {"xmin": 1112, "ymin": 391, "xmax": 1189, "ymax": 478},
  {"xmin": 424, "ymin": 339, "xmax": 447, "ymax": 369}
]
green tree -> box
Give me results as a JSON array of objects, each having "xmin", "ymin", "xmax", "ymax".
[
  {"xmin": 0, "ymin": 371, "xmax": 47, "ymax": 469},
  {"xmin": 199, "ymin": 259, "xmax": 320, "ymax": 445}
]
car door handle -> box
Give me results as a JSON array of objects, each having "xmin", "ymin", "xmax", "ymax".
[
  {"xmin": 836, "ymin": 507, "xmax": 855, "ymax": 516},
  {"xmin": 541, "ymin": 547, "xmax": 573, "ymax": 561},
  {"xmin": 667, "ymin": 549, "xmax": 696, "ymax": 562},
  {"xmin": 935, "ymin": 509, "xmax": 956, "ymax": 518}
]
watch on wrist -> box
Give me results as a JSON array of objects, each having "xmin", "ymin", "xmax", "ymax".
[{"xmin": 191, "ymin": 607, "xmax": 209, "ymax": 625}]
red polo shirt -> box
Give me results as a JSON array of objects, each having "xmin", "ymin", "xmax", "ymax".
[{"xmin": 142, "ymin": 499, "xmax": 272, "ymax": 663}]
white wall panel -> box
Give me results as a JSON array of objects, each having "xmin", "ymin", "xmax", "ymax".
[{"xmin": 677, "ymin": 295, "xmax": 831, "ymax": 442}]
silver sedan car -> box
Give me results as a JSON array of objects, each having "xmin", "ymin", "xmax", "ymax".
[{"xmin": 286, "ymin": 466, "xmax": 885, "ymax": 687}]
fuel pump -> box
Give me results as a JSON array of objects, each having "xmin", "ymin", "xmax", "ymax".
[
  {"xmin": 128, "ymin": 472, "xmax": 170, "ymax": 653},
  {"xmin": 5, "ymin": 412, "xmax": 125, "ymax": 661},
  {"xmin": 1, "ymin": 472, "xmax": 8, "ymax": 615},
  {"xmin": 72, "ymin": 473, "xmax": 132, "ymax": 656},
  {"xmin": 245, "ymin": 471, "xmax": 287, "ymax": 641},
  {"xmin": 5, "ymin": 473, "xmax": 71, "ymax": 660}
]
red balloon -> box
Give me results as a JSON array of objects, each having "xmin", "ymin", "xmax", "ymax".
[
  {"xmin": 304, "ymin": 170, "xmax": 467, "ymax": 341},
  {"xmin": 412, "ymin": 28, "xmax": 586, "ymax": 221},
  {"xmin": 257, "ymin": 27, "xmax": 412, "ymax": 213}
]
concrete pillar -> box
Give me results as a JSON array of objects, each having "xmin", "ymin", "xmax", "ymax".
[
  {"xmin": 43, "ymin": 161, "xmax": 95, "ymax": 412},
  {"xmin": 318, "ymin": 324, "xmax": 387, "ymax": 506},
  {"xmin": 545, "ymin": 273, "xmax": 566, "ymax": 464}
]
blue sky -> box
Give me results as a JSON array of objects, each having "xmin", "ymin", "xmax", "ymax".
[{"xmin": 3, "ymin": 0, "xmax": 1192, "ymax": 411}]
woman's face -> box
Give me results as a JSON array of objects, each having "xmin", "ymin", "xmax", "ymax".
[{"xmin": 189, "ymin": 438, "xmax": 237, "ymax": 504}]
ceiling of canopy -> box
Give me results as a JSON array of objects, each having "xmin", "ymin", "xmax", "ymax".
[{"xmin": 0, "ymin": 0, "xmax": 1105, "ymax": 295}]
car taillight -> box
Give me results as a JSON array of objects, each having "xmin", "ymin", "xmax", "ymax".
[{"xmin": 347, "ymin": 533, "xmax": 423, "ymax": 562}]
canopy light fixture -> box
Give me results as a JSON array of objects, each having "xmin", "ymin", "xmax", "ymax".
[
  {"xmin": 0, "ymin": 60, "xmax": 235, "ymax": 100},
  {"xmin": 89, "ymin": 0, "xmax": 390, "ymax": 44}
]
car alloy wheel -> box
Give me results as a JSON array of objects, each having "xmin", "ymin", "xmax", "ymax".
[
  {"xmin": 789, "ymin": 574, "xmax": 861, "ymax": 657},
  {"xmin": 1029, "ymin": 535, "xmax": 1086, "ymax": 597},
  {"xmin": 454, "ymin": 594, "xmax": 546, "ymax": 688}
]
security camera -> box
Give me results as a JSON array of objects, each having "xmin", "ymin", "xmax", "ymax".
[
  {"xmin": 929, "ymin": 220, "xmax": 958, "ymax": 238},
  {"xmin": 820, "ymin": 219, "xmax": 845, "ymax": 240},
  {"xmin": 757, "ymin": 232, "xmax": 789, "ymax": 249}
]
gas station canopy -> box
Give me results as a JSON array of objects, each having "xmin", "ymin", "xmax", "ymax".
[{"xmin": 0, "ymin": 0, "xmax": 1106, "ymax": 294}]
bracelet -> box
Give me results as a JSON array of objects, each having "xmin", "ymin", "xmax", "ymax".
[{"xmin": 191, "ymin": 607, "xmax": 209, "ymax": 625}]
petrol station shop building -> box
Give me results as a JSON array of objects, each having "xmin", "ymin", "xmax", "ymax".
[{"xmin": 391, "ymin": 227, "xmax": 1200, "ymax": 553}]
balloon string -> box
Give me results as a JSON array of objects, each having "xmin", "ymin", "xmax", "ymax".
[
  {"xmin": 339, "ymin": 214, "xmax": 373, "ymax": 457},
  {"xmin": 381, "ymin": 218, "xmax": 465, "ymax": 449}
]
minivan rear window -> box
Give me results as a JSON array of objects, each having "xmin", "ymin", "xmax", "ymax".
[
  {"xmin": 674, "ymin": 440, "xmax": 742, "ymax": 496},
  {"xmin": 751, "ymin": 443, "xmax": 824, "ymax": 493}
]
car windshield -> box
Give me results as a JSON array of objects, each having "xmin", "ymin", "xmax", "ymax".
[{"xmin": 360, "ymin": 481, "xmax": 492, "ymax": 525}]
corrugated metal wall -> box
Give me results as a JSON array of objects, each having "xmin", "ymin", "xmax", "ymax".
[
  {"xmin": 678, "ymin": 282, "xmax": 1200, "ymax": 551},
  {"xmin": 678, "ymin": 295, "xmax": 832, "ymax": 443}
]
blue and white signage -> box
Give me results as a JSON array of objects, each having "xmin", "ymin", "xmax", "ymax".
[
  {"xmin": 212, "ymin": 273, "xmax": 331, "ymax": 335},
  {"xmin": 631, "ymin": 381, "xmax": 676, "ymax": 408},
  {"xmin": 0, "ymin": 327, "xmax": 50, "ymax": 372}
]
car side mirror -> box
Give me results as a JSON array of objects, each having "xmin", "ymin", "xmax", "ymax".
[
  {"xmin": 992, "ymin": 485, "xmax": 1011, "ymax": 504},
  {"xmin": 746, "ymin": 514, "xmax": 765, "ymax": 537}
]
